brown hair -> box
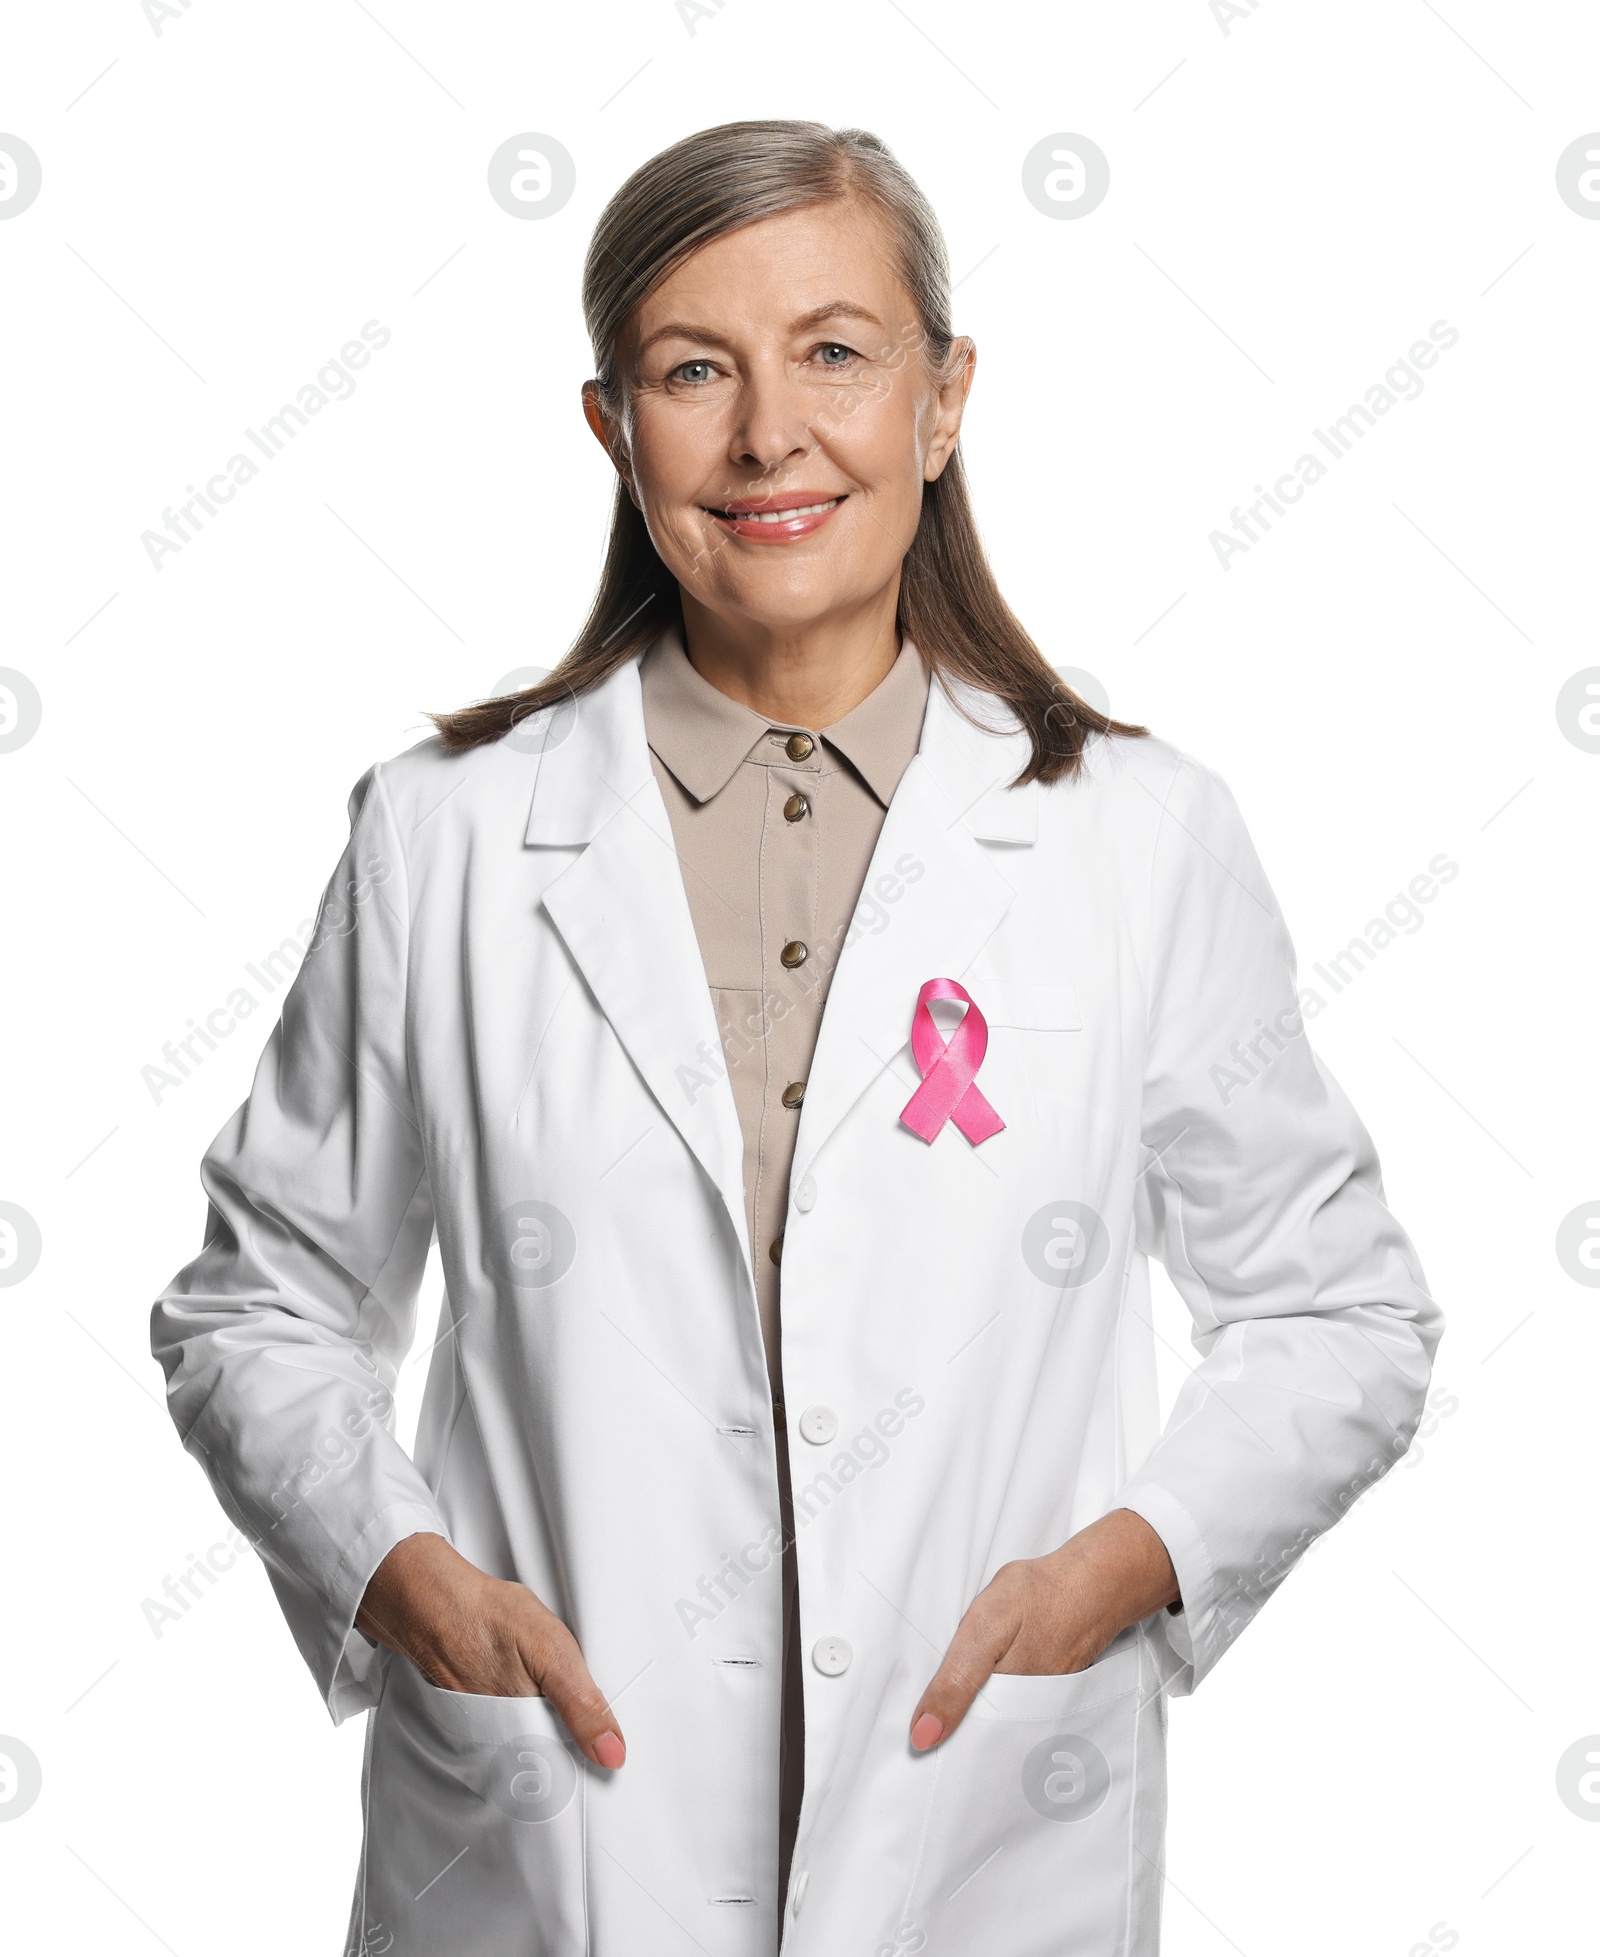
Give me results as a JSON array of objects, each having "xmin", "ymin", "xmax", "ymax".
[{"xmin": 430, "ymin": 119, "xmax": 1145, "ymax": 782}]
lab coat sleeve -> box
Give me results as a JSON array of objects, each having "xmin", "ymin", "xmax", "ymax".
[
  {"xmin": 1115, "ymin": 754, "xmax": 1442, "ymax": 1691},
  {"xmin": 150, "ymin": 763, "xmax": 446, "ymax": 1723}
]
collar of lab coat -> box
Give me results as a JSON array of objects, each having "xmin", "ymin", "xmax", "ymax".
[
  {"xmin": 521, "ymin": 640, "xmax": 1039, "ymax": 1269},
  {"xmin": 519, "ymin": 642, "xmax": 1039, "ymax": 847}
]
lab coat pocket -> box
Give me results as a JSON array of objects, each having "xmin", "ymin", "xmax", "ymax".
[
  {"xmin": 978, "ymin": 981, "xmax": 1082, "ymax": 1032},
  {"xmin": 356, "ymin": 1653, "xmax": 588, "ymax": 1956},
  {"xmin": 903, "ymin": 1630, "xmax": 1165, "ymax": 1956}
]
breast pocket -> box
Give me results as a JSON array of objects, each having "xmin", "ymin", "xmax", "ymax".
[
  {"xmin": 900, "ymin": 1630, "xmax": 1167, "ymax": 1957},
  {"xmin": 354, "ymin": 1654, "xmax": 588, "ymax": 1956},
  {"xmin": 979, "ymin": 982, "xmax": 1082, "ymax": 1033},
  {"xmin": 963, "ymin": 979, "xmax": 1086, "ymax": 1147}
]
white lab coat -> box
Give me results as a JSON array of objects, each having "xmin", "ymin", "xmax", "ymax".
[{"xmin": 152, "ymin": 648, "xmax": 1439, "ymax": 1956}]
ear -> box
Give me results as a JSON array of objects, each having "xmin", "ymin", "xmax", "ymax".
[
  {"xmin": 581, "ymin": 381, "xmax": 640, "ymax": 506},
  {"xmin": 922, "ymin": 337, "xmax": 976, "ymax": 483}
]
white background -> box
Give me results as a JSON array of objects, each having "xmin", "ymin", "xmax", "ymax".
[{"xmin": 2, "ymin": 1, "xmax": 1597, "ymax": 1952}]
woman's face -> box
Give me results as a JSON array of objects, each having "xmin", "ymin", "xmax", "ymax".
[{"xmin": 588, "ymin": 198, "xmax": 973, "ymax": 639}]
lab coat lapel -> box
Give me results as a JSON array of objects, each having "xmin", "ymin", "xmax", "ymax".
[
  {"xmin": 793, "ymin": 679, "xmax": 1037, "ymax": 1178},
  {"xmin": 526, "ymin": 658, "xmax": 752, "ymax": 1269}
]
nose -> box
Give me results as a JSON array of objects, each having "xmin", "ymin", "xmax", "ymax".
[{"xmin": 724, "ymin": 356, "xmax": 817, "ymax": 484}]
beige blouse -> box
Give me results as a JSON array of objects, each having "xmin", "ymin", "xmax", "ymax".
[{"xmin": 640, "ymin": 624, "xmax": 931, "ymax": 1923}]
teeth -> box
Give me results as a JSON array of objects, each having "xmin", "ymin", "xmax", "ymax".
[{"xmin": 722, "ymin": 498, "xmax": 839, "ymax": 522}]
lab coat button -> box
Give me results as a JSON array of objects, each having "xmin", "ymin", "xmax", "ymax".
[
  {"xmin": 784, "ymin": 792, "xmax": 810, "ymax": 822},
  {"xmin": 812, "ymin": 1635, "xmax": 852, "ymax": 1676},
  {"xmin": 769, "ymin": 1234, "xmax": 784, "ymax": 1266},
  {"xmin": 794, "ymin": 1174, "xmax": 816, "ymax": 1213},
  {"xmin": 784, "ymin": 732, "xmax": 815, "ymax": 761},
  {"xmin": 780, "ymin": 940, "xmax": 808, "ymax": 969},
  {"xmin": 798, "ymin": 1404, "xmax": 837, "ymax": 1445},
  {"xmin": 781, "ymin": 1080, "xmax": 806, "ymax": 1109}
]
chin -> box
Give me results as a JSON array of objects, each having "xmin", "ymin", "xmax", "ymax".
[{"xmin": 714, "ymin": 582, "xmax": 872, "ymax": 633}]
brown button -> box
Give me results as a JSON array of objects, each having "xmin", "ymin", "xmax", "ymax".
[
  {"xmin": 784, "ymin": 732, "xmax": 814, "ymax": 761},
  {"xmin": 773, "ymin": 1398, "xmax": 786, "ymax": 1423},
  {"xmin": 784, "ymin": 792, "xmax": 810, "ymax": 823},
  {"xmin": 781, "ymin": 1080, "xmax": 806, "ymax": 1109},
  {"xmin": 769, "ymin": 1234, "xmax": 784, "ymax": 1266},
  {"xmin": 780, "ymin": 940, "xmax": 808, "ymax": 969}
]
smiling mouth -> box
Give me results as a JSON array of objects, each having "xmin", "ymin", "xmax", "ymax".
[
  {"xmin": 705, "ymin": 496, "xmax": 844, "ymax": 522},
  {"xmin": 701, "ymin": 494, "xmax": 848, "ymax": 543}
]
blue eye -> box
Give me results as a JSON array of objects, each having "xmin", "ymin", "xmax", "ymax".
[
  {"xmin": 816, "ymin": 343, "xmax": 855, "ymax": 366},
  {"xmin": 674, "ymin": 360, "xmax": 715, "ymax": 384}
]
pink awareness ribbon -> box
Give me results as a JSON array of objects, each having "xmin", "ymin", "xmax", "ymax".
[{"xmin": 899, "ymin": 978, "xmax": 1006, "ymax": 1146}]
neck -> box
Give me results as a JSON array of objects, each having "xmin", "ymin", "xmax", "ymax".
[{"xmin": 678, "ymin": 583, "xmax": 901, "ymax": 729}]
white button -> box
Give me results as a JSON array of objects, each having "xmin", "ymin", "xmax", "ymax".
[
  {"xmin": 798, "ymin": 1404, "xmax": 838, "ymax": 1445},
  {"xmin": 794, "ymin": 1173, "xmax": 817, "ymax": 1213},
  {"xmin": 812, "ymin": 1635, "xmax": 852, "ymax": 1676},
  {"xmin": 791, "ymin": 1870, "xmax": 809, "ymax": 1917}
]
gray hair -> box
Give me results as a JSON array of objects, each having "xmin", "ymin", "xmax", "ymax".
[
  {"xmin": 583, "ymin": 120, "xmax": 956, "ymax": 416},
  {"xmin": 431, "ymin": 120, "xmax": 1146, "ymax": 785}
]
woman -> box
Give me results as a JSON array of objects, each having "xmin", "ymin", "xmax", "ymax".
[{"xmin": 152, "ymin": 121, "xmax": 1440, "ymax": 1955}]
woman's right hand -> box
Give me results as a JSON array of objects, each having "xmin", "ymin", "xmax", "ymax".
[{"xmin": 355, "ymin": 1531, "xmax": 626, "ymax": 1769}]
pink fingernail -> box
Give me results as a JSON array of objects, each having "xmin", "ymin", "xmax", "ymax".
[
  {"xmin": 910, "ymin": 1713, "xmax": 944, "ymax": 1751},
  {"xmin": 594, "ymin": 1731, "xmax": 625, "ymax": 1770}
]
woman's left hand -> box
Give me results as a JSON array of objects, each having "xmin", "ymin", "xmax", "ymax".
[{"xmin": 909, "ymin": 1508, "xmax": 1179, "ymax": 1751}]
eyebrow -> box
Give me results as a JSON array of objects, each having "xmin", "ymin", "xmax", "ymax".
[{"xmin": 634, "ymin": 300, "xmax": 887, "ymax": 358}]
